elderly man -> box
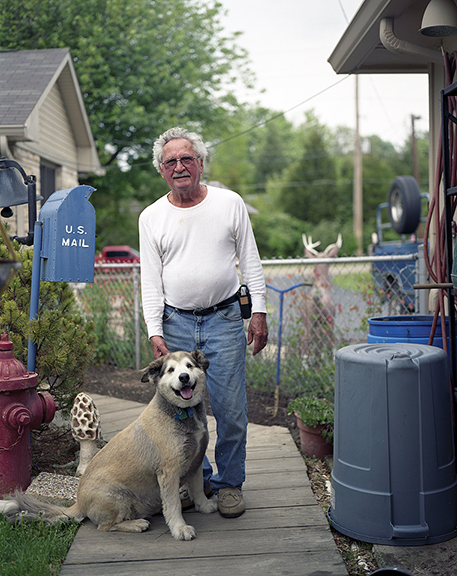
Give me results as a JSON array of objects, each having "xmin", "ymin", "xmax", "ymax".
[{"xmin": 139, "ymin": 126, "xmax": 268, "ymax": 518}]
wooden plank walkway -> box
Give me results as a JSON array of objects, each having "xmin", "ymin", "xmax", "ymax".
[{"xmin": 60, "ymin": 393, "xmax": 347, "ymax": 576}]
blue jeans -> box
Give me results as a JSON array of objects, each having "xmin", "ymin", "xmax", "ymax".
[{"xmin": 162, "ymin": 302, "xmax": 247, "ymax": 491}]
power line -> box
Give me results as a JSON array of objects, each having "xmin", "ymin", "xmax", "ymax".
[
  {"xmin": 208, "ymin": 75, "xmax": 351, "ymax": 150},
  {"xmin": 207, "ymin": 0, "xmax": 352, "ymax": 150},
  {"xmin": 100, "ymin": 74, "xmax": 352, "ymax": 170},
  {"xmin": 338, "ymin": 0, "xmax": 349, "ymax": 24}
]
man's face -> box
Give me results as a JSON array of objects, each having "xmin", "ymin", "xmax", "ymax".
[{"xmin": 159, "ymin": 138, "xmax": 204, "ymax": 193}]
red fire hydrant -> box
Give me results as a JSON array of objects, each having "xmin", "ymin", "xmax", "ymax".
[{"xmin": 0, "ymin": 332, "xmax": 57, "ymax": 495}]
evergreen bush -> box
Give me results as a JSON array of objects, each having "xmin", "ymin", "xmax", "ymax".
[{"xmin": 0, "ymin": 240, "xmax": 96, "ymax": 414}]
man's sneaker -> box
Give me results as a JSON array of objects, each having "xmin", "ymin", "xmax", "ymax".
[
  {"xmin": 180, "ymin": 483, "xmax": 214, "ymax": 510},
  {"xmin": 217, "ymin": 487, "xmax": 245, "ymax": 518}
]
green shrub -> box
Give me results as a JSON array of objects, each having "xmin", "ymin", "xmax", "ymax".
[
  {"xmin": 288, "ymin": 395, "xmax": 334, "ymax": 443},
  {"xmin": 0, "ymin": 241, "xmax": 96, "ymax": 414}
]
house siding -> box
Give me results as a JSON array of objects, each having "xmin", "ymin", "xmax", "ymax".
[
  {"xmin": 9, "ymin": 82, "xmax": 80, "ymax": 235},
  {"xmin": 11, "ymin": 140, "xmax": 79, "ymax": 236},
  {"xmin": 22, "ymin": 81, "xmax": 79, "ymax": 179},
  {"xmin": 1, "ymin": 49, "xmax": 101, "ymax": 242},
  {"xmin": 39, "ymin": 81, "xmax": 79, "ymax": 166}
]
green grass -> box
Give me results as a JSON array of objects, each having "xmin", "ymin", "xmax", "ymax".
[
  {"xmin": 0, "ymin": 515, "xmax": 79, "ymax": 576},
  {"xmin": 331, "ymin": 270, "xmax": 372, "ymax": 291}
]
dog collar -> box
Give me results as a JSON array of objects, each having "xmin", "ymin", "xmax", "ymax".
[{"xmin": 175, "ymin": 407, "xmax": 194, "ymax": 421}]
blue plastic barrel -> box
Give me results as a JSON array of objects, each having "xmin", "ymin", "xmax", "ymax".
[
  {"xmin": 368, "ymin": 315, "xmax": 449, "ymax": 348},
  {"xmin": 369, "ymin": 570, "xmax": 413, "ymax": 576}
]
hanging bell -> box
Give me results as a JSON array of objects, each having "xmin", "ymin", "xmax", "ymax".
[{"xmin": 0, "ymin": 162, "xmax": 29, "ymax": 208}]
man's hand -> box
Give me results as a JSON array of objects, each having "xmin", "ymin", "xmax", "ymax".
[
  {"xmin": 247, "ymin": 312, "xmax": 268, "ymax": 356},
  {"xmin": 150, "ymin": 335, "xmax": 169, "ymax": 359}
]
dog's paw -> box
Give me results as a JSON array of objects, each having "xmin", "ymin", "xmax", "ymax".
[
  {"xmin": 133, "ymin": 519, "xmax": 151, "ymax": 532},
  {"xmin": 172, "ymin": 523, "xmax": 196, "ymax": 540},
  {"xmin": 195, "ymin": 497, "xmax": 218, "ymax": 514},
  {"xmin": 107, "ymin": 518, "xmax": 150, "ymax": 533}
]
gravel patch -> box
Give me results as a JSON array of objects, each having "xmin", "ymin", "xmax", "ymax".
[{"xmin": 27, "ymin": 472, "xmax": 79, "ymax": 507}]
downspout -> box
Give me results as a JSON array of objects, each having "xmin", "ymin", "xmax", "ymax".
[
  {"xmin": 380, "ymin": 17, "xmax": 443, "ymax": 64},
  {"xmin": 0, "ymin": 136, "xmax": 14, "ymax": 159}
]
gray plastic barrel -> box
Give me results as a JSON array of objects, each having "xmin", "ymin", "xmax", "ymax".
[{"xmin": 328, "ymin": 343, "xmax": 457, "ymax": 546}]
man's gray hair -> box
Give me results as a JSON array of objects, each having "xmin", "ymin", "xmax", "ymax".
[{"xmin": 152, "ymin": 127, "xmax": 209, "ymax": 173}]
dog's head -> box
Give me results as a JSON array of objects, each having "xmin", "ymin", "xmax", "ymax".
[{"xmin": 141, "ymin": 350, "xmax": 209, "ymax": 408}]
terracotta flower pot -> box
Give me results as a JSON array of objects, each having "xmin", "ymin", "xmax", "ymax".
[{"xmin": 295, "ymin": 414, "xmax": 333, "ymax": 460}]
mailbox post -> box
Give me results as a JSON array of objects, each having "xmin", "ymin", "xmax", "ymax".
[{"xmin": 27, "ymin": 185, "xmax": 96, "ymax": 371}]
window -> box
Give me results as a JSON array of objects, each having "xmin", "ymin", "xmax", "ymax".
[{"xmin": 40, "ymin": 164, "xmax": 56, "ymax": 202}]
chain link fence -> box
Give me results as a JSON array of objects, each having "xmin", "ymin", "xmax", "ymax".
[
  {"xmin": 73, "ymin": 253, "xmax": 422, "ymax": 416},
  {"xmin": 251, "ymin": 253, "xmax": 422, "ymax": 417},
  {"xmin": 72, "ymin": 263, "xmax": 148, "ymax": 369}
]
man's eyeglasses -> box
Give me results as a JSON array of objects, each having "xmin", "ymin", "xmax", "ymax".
[{"xmin": 161, "ymin": 155, "xmax": 200, "ymax": 170}]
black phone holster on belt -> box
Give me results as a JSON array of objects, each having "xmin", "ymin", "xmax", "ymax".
[{"xmin": 237, "ymin": 285, "xmax": 252, "ymax": 319}]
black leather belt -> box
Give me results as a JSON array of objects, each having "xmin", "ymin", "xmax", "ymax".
[{"xmin": 170, "ymin": 293, "xmax": 238, "ymax": 316}]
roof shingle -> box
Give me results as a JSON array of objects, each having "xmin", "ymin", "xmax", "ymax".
[{"xmin": 0, "ymin": 48, "xmax": 70, "ymax": 127}]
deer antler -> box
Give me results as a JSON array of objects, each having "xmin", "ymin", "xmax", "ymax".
[
  {"xmin": 302, "ymin": 234, "xmax": 321, "ymax": 256},
  {"xmin": 323, "ymin": 234, "xmax": 343, "ymax": 256}
]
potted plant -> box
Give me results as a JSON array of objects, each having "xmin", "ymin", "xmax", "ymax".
[{"xmin": 288, "ymin": 395, "xmax": 334, "ymax": 459}]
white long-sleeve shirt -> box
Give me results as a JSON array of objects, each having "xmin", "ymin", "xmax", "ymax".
[{"xmin": 139, "ymin": 185, "xmax": 266, "ymax": 338}]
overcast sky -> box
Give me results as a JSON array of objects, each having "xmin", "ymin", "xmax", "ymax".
[{"xmin": 219, "ymin": 0, "xmax": 429, "ymax": 148}]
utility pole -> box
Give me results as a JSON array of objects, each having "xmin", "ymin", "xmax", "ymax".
[
  {"xmin": 411, "ymin": 114, "xmax": 421, "ymax": 186},
  {"xmin": 353, "ymin": 76, "xmax": 363, "ymax": 256}
]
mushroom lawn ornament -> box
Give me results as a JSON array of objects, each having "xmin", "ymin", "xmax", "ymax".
[{"xmin": 70, "ymin": 392, "xmax": 102, "ymax": 476}]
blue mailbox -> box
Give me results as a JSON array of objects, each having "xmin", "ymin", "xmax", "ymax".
[{"xmin": 39, "ymin": 185, "xmax": 96, "ymax": 283}]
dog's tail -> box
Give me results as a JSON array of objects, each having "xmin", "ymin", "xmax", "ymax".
[{"xmin": 0, "ymin": 490, "xmax": 84, "ymax": 524}]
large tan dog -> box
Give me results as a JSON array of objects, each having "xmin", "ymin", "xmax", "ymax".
[{"xmin": 0, "ymin": 350, "xmax": 217, "ymax": 540}]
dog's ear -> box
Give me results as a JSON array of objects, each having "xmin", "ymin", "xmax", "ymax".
[
  {"xmin": 141, "ymin": 356, "xmax": 166, "ymax": 382},
  {"xmin": 141, "ymin": 371, "xmax": 150, "ymax": 383},
  {"xmin": 191, "ymin": 350, "xmax": 209, "ymax": 372}
]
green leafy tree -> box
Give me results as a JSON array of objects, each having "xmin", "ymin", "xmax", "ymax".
[
  {"xmin": 360, "ymin": 136, "xmax": 399, "ymax": 228},
  {"xmin": 330, "ymin": 131, "xmax": 429, "ymax": 250},
  {"xmin": 332, "ymin": 135, "xmax": 397, "ymax": 236},
  {"xmin": 0, "ymin": 0, "xmax": 250, "ymax": 159},
  {"xmin": 88, "ymin": 162, "xmax": 169, "ymax": 251},
  {"xmin": 206, "ymin": 128, "xmax": 256, "ymax": 194},
  {"xmin": 251, "ymin": 212, "xmax": 305, "ymax": 258},
  {"xmin": 205, "ymin": 105, "xmax": 273, "ymax": 194},
  {"xmin": 0, "ymin": 242, "xmax": 96, "ymax": 413},
  {"xmin": 397, "ymin": 131, "xmax": 430, "ymax": 191},
  {"xmin": 279, "ymin": 112, "xmax": 339, "ymax": 224},
  {"xmin": 252, "ymin": 114, "xmax": 298, "ymax": 190},
  {"xmin": 0, "ymin": 0, "xmax": 254, "ymax": 246}
]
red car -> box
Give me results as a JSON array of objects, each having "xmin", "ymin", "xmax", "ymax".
[{"xmin": 94, "ymin": 245, "xmax": 140, "ymax": 263}]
